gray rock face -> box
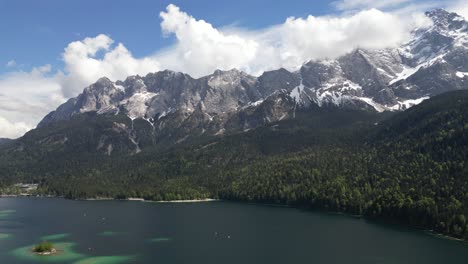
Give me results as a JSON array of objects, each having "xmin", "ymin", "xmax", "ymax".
[
  {"xmin": 257, "ymin": 68, "xmax": 299, "ymax": 96},
  {"xmin": 35, "ymin": 9, "xmax": 468, "ymax": 154},
  {"xmin": 0, "ymin": 138, "xmax": 12, "ymax": 145},
  {"xmin": 288, "ymin": 8, "xmax": 468, "ymax": 111}
]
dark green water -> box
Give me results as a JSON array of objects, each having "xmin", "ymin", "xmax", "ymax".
[{"xmin": 1, "ymin": 198, "xmax": 467, "ymax": 264}]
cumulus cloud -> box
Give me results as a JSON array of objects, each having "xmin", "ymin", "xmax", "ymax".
[
  {"xmin": 60, "ymin": 34, "xmax": 160, "ymax": 97},
  {"xmin": 0, "ymin": 65, "xmax": 64, "ymax": 138},
  {"xmin": 0, "ymin": 3, "xmax": 439, "ymax": 138},
  {"xmin": 157, "ymin": 4, "xmax": 258, "ymax": 77},
  {"xmin": 155, "ymin": 4, "xmax": 430, "ymax": 76},
  {"xmin": 261, "ymin": 9, "xmax": 412, "ymax": 69}
]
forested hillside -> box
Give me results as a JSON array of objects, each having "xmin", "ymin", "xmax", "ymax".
[
  {"xmin": 222, "ymin": 91, "xmax": 468, "ymax": 239},
  {"xmin": 0, "ymin": 91, "xmax": 467, "ymax": 239}
]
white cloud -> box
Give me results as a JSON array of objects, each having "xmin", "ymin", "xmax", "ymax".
[
  {"xmin": 0, "ymin": 65, "xmax": 65, "ymax": 138},
  {"xmin": 156, "ymin": 4, "xmax": 259, "ymax": 77},
  {"xmin": 6, "ymin": 60, "xmax": 16, "ymax": 67},
  {"xmin": 264, "ymin": 9, "xmax": 411, "ymax": 67},
  {"xmin": 0, "ymin": 3, "xmax": 438, "ymax": 138},
  {"xmin": 0, "ymin": 116, "xmax": 32, "ymax": 138},
  {"xmin": 449, "ymin": 0, "xmax": 468, "ymax": 19},
  {"xmin": 155, "ymin": 4, "xmax": 429, "ymax": 76},
  {"xmin": 60, "ymin": 34, "xmax": 160, "ymax": 97},
  {"xmin": 0, "ymin": 116, "xmax": 30, "ymax": 139}
]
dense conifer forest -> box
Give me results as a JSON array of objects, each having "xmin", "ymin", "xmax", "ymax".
[{"xmin": 0, "ymin": 91, "xmax": 467, "ymax": 239}]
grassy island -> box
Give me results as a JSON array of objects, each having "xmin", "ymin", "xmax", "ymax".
[{"xmin": 32, "ymin": 241, "xmax": 56, "ymax": 255}]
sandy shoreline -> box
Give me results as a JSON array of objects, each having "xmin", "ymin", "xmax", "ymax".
[
  {"xmin": 427, "ymin": 231, "xmax": 467, "ymax": 242},
  {"xmin": 1, "ymin": 195, "xmax": 218, "ymax": 203},
  {"xmin": 83, "ymin": 197, "xmax": 219, "ymax": 203},
  {"xmin": 150, "ymin": 199, "xmax": 218, "ymax": 203}
]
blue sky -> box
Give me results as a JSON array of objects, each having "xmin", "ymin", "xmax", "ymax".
[
  {"xmin": 0, "ymin": 0, "xmax": 456, "ymax": 73},
  {"xmin": 0, "ymin": 0, "xmax": 336, "ymax": 73},
  {"xmin": 0, "ymin": 0, "xmax": 465, "ymax": 138}
]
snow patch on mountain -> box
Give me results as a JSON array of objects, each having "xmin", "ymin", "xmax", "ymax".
[
  {"xmin": 390, "ymin": 66, "xmax": 423, "ymax": 85},
  {"xmin": 357, "ymin": 97, "xmax": 386, "ymax": 112},
  {"xmin": 390, "ymin": 54, "xmax": 447, "ymax": 85},
  {"xmin": 290, "ymin": 80, "xmax": 305, "ymax": 103},
  {"xmin": 341, "ymin": 81, "xmax": 362, "ymax": 91},
  {"xmin": 389, "ymin": 97, "xmax": 430, "ymax": 111},
  {"xmin": 456, "ymin": 72, "xmax": 468, "ymax": 78}
]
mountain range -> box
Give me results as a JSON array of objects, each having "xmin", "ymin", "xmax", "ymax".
[
  {"xmin": 0, "ymin": 8, "xmax": 468, "ymax": 240},
  {"xmin": 29, "ymin": 9, "xmax": 467, "ymax": 155}
]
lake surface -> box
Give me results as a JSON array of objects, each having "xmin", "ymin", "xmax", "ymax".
[{"xmin": 1, "ymin": 198, "xmax": 468, "ymax": 264}]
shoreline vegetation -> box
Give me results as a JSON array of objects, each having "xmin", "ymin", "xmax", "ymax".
[{"xmin": 32, "ymin": 241, "xmax": 57, "ymax": 256}]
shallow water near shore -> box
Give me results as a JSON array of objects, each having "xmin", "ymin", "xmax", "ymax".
[{"xmin": 1, "ymin": 197, "xmax": 468, "ymax": 264}]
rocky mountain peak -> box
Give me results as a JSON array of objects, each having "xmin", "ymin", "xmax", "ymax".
[
  {"xmin": 426, "ymin": 9, "xmax": 466, "ymax": 30},
  {"xmin": 82, "ymin": 77, "xmax": 123, "ymax": 97},
  {"xmin": 213, "ymin": 68, "xmax": 241, "ymax": 75},
  {"xmin": 426, "ymin": 8, "xmax": 452, "ymax": 20},
  {"xmin": 95, "ymin": 76, "xmax": 113, "ymax": 85},
  {"xmin": 157, "ymin": 69, "xmax": 187, "ymax": 80},
  {"xmin": 208, "ymin": 69, "xmax": 248, "ymax": 88},
  {"xmin": 120, "ymin": 75, "xmax": 147, "ymax": 95},
  {"xmin": 422, "ymin": 8, "xmax": 467, "ymax": 47},
  {"xmin": 87, "ymin": 77, "xmax": 117, "ymax": 92},
  {"xmin": 37, "ymin": 9, "xmax": 468, "ymax": 139}
]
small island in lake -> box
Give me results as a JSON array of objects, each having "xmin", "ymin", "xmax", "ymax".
[{"xmin": 32, "ymin": 241, "xmax": 57, "ymax": 255}]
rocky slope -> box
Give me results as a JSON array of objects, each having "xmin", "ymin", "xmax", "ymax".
[{"xmin": 30, "ymin": 9, "xmax": 468, "ymax": 155}]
